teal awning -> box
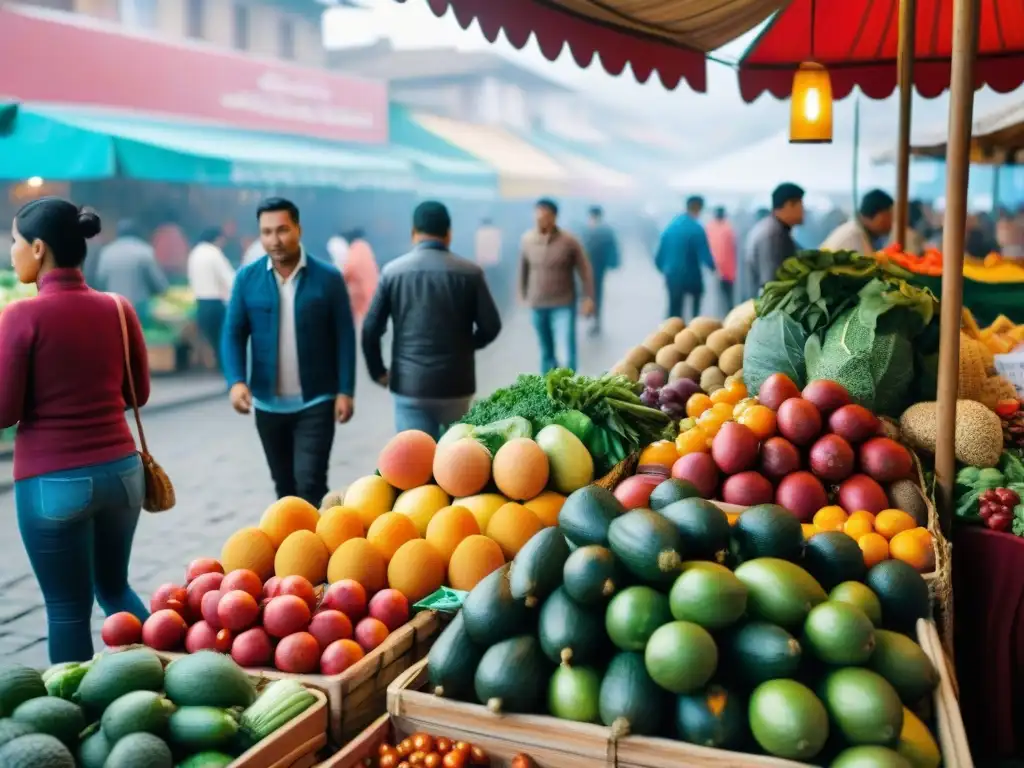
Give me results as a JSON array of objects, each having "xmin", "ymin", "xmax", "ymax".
[
  {"xmin": 0, "ymin": 103, "xmax": 417, "ymax": 190},
  {"xmin": 388, "ymin": 104, "xmax": 498, "ymax": 201}
]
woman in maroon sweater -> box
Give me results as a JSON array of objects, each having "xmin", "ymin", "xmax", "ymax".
[{"xmin": 1, "ymin": 197, "xmax": 150, "ymax": 663}]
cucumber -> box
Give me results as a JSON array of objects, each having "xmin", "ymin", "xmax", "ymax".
[
  {"xmin": 76, "ymin": 648, "xmax": 164, "ymax": 714},
  {"xmin": 426, "ymin": 613, "xmax": 484, "ymax": 700},
  {"xmin": 608, "ymin": 510, "xmax": 683, "ymax": 585},
  {"xmin": 509, "ymin": 527, "xmax": 570, "ymax": 606},
  {"xmin": 562, "ymin": 546, "xmax": 620, "ymax": 605},
  {"xmin": 474, "ymin": 636, "xmax": 550, "ymax": 715},
  {"xmin": 11, "ymin": 697, "xmax": 85, "ymax": 748},
  {"xmin": 101, "ymin": 690, "xmax": 176, "ymax": 743},
  {"xmin": 537, "ymin": 587, "xmax": 606, "ymax": 666},
  {"xmin": 461, "ymin": 564, "xmax": 532, "ymax": 647},
  {"xmin": 168, "ymin": 707, "xmax": 239, "ymax": 753}
]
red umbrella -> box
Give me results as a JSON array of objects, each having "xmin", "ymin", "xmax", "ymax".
[
  {"xmin": 392, "ymin": 0, "xmax": 784, "ymax": 92},
  {"xmin": 738, "ymin": 0, "xmax": 1024, "ymax": 102}
]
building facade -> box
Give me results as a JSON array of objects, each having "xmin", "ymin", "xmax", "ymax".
[{"xmin": 20, "ymin": 0, "xmax": 327, "ymax": 65}]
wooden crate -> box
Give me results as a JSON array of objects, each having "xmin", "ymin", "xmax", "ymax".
[
  {"xmin": 378, "ymin": 621, "xmax": 970, "ymax": 768},
  {"xmin": 164, "ymin": 611, "xmax": 441, "ymax": 747},
  {"xmin": 230, "ymin": 687, "xmax": 328, "ymax": 768}
]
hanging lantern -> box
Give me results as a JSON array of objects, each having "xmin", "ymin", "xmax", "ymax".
[{"xmin": 789, "ymin": 62, "xmax": 833, "ymax": 144}]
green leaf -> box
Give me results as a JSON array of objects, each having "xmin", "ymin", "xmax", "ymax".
[{"xmin": 744, "ymin": 312, "xmax": 809, "ymax": 392}]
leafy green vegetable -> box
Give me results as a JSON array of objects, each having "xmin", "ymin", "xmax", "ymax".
[
  {"xmin": 460, "ymin": 375, "xmax": 568, "ymax": 433},
  {"xmin": 1013, "ymin": 505, "xmax": 1024, "ymax": 537},
  {"xmin": 470, "ymin": 417, "xmax": 532, "ymax": 454},
  {"xmin": 552, "ymin": 410, "xmax": 594, "ymax": 445},
  {"xmin": 742, "ymin": 311, "xmax": 808, "ymax": 393},
  {"xmin": 1001, "ymin": 451, "xmax": 1024, "ymax": 485}
]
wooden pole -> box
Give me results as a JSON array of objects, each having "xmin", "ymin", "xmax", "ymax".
[
  {"xmin": 894, "ymin": 0, "xmax": 917, "ymax": 246},
  {"xmin": 936, "ymin": 0, "xmax": 980, "ymax": 534}
]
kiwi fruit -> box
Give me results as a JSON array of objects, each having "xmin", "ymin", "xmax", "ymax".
[
  {"xmin": 686, "ymin": 345, "xmax": 718, "ymax": 372},
  {"xmin": 655, "ymin": 345, "xmax": 686, "ymax": 369},
  {"xmin": 625, "ymin": 346, "xmax": 654, "ymax": 369},
  {"xmin": 670, "ymin": 362, "xmax": 701, "ymax": 383},
  {"xmin": 660, "ymin": 317, "xmax": 685, "ymax": 336},
  {"xmin": 718, "ymin": 344, "xmax": 744, "ymax": 376},
  {"xmin": 611, "ymin": 361, "xmax": 640, "ymax": 381},
  {"xmin": 687, "ymin": 317, "xmax": 722, "ymax": 342},
  {"xmin": 705, "ymin": 328, "xmax": 738, "ymax": 357},
  {"xmin": 643, "ymin": 331, "xmax": 674, "ymax": 354},
  {"xmin": 700, "ymin": 366, "xmax": 726, "ymax": 392},
  {"xmin": 674, "ymin": 329, "xmax": 700, "ymax": 356}
]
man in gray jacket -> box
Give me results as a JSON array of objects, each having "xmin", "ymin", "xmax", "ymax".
[
  {"xmin": 741, "ymin": 183, "xmax": 804, "ymax": 300},
  {"xmin": 94, "ymin": 220, "xmax": 169, "ymax": 320},
  {"xmin": 362, "ymin": 201, "xmax": 502, "ymax": 439}
]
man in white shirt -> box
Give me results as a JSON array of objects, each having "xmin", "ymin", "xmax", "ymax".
[
  {"xmin": 187, "ymin": 227, "xmax": 235, "ymax": 373},
  {"xmin": 821, "ymin": 189, "xmax": 895, "ymax": 256},
  {"xmin": 243, "ymin": 237, "xmax": 265, "ymax": 266}
]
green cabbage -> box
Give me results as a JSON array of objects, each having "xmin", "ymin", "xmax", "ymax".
[
  {"xmin": 742, "ymin": 312, "xmax": 809, "ymax": 394},
  {"xmin": 804, "ymin": 308, "xmax": 914, "ymax": 415}
]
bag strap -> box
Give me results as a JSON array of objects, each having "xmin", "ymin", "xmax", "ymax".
[{"xmin": 109, "ymin": 293, "xmax": 150, "ymax": 456}]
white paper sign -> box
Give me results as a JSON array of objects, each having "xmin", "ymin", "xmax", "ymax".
[{"xmin": 994, "ymin": 353, "xmax": 1024, "ymax": 396}]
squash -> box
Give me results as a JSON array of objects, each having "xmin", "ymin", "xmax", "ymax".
[
  {"xmin": 658, "ymin": 498, "xmax": 731, "ymax": 560},
  {"xmin": 537, "ymin": 587, "xmax": 606, "ymax": 666},
  {"xmin": 474, "ymin": 635, "xmax": 549, "ymax": 714},
  {"xmin": 562, "ymin": 546, "xmax": 620, "ymax": 605},
  {"xmin": 675, "ymin": 684, "xmax": 749, "ymax": 750},
  {"xmin": 509, "ymin": 528, "xmax": 571, "ymax": 607},
  {"xmin": 426, "ymin": 612, "xmax": 484, "ymax": 700},
  {"xmin": 461, "ymin": 564, "xmax": 532, "ymax": 647},
  {"xmin": 558, "ymin": 485, "xmax": 624, "ymax": 548},
  {"xmin": 608, "ymin": 510, "xmax": 683, "ymax": 585},
  {"xmin": 598, "ymin": 651, "xmax": 669, "ymax": 735}
]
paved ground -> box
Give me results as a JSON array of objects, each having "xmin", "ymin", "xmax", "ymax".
[{"xmin": 0, "ymin": 244, "xmax": 730, "ymax": 666}]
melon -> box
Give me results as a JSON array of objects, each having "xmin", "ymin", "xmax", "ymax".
[
  {"xmin": 366, "ymin": 512, "xmax": 420, "ymax": 562},
  {"xmin": 221, "ymin": 527, "xmax": 276, "ymax": 581},
  {"xmin": 492, "ymin": 439, "xmax": 549, "ymax": 501},
  {"xmin": 344, "ymin": 476, "xmax": 397, "ymax": 528},
  {"xmin": 275, "ymin": 530, "xmax": 330, "ymax": 584},
  {"xmin": 387, "ymin": 539, "xmax": 446, "ymax": 603},
  {"xmin": 327, "ymin": 537, "xmax": 388, "ymax": 593},
  {"xmin": 447, "ymin": 535, "xmax": 505, "ymax": 591},
  {"xmin": 392, "ymin": 485, "xmax": 451, "ymax": 536},
  {"xmin": 432, "ymin": 438, "xmax": 492, "ymax": 498},
  {"xmin": 453, "ymin": 493, "xmax": 508, "ymax": 532},
  {"xmin": 486, "ymin": 503, "xmax": 544, "ymax": 560},
  {"xmin": 316, "ymin": 506, "xmax": 366, "ymax": 554},
  {"xmin": 378, "ymin": 430, "xmax": 437, "ymax": 490},
  {"xmin": 259, "ymin": 496, "xmax": 320, "ymax": 548},
  {"xmin": 425, "ymin": 505, "xmax": 480, "ymax": 562}
]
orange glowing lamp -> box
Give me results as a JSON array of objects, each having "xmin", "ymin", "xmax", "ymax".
[{"xmin": 789, "ymin": 62, "xmax": 833, "ymax": 144}]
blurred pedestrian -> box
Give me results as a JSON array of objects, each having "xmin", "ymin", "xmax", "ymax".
[
  {"xmin": 705, "ymin": 206, "xmax": 737, "ymax": 313},
  {"xmin": 743, "ymin": 183, "xmax": 804, "ymax": 300},
  {"xmin": 94, "ymin": 219, "xmax": 169, "ymax": 324},
  {"xmin": 363, "ymin": 202, "xmax": 501, "ymax": 439},
  {"xmin": 997, "ymin": 206, "xmax": 1024, "ymax": 259},
  {"xmin": 655, "ymin": 196, "xmax": 714, "ymax": 320},
  {"xmin": 187, "ymin": 227, "xmax": 235, "ymax": 373},
  {"xmin": 822, "ymin": 189, "xmax": 894, "ymax": 256},
  {"xmin": 341, "ymin": 228, "xmax": 379, "ymax": 326},
  {"xmin": 222, "ymin": 198, "xmax": 356, "ymax": 507},
  {"xmin": 581, "ymin": 205, "xmax": 620, "ymax": 335},
  {"xmin": 518, "ymin": 198, "xmax": 595, "ymax": 373},
  {"xmin": 1, "ymin": 198, "xmax": 150, "ymax": 662},
  {"xmin": 326, "ymin": 230, "xmax": 350, "ymax": 272}
]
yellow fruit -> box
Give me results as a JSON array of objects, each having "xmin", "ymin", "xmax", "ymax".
[
  {"xmin": 801, "ymin": 524, "xmax": 818, "ymax": 540},
  {"xmin": 274, "ymin": 530, "xmax": 329, "ymax": 584},
  {"xmin": 737, "ymin": 405, "xmax": 777, "ymax": 440},
  {"xmin": 710, "ymin": 387, "xmax": 739, "ymax": 406},
  {"xmin": 392, "ymin": 485, "xmax": 451, "ymax": 536},
  {"xmin": 425, "ymin": 505, "xmax": 480, "ymax": 562},
  {"xmin": 874, "ymin": 509, "xmax": 918, "ymax": 540},
  {"xmin": 686, "ymin": 393, "xmax": 713, "ymax": 419},
  {"xmin": 889, "ymin": 529, "xmax": 936, "ymax": 572},
  {"xmin": 259, "ymin": 496, "xmax": 320, "ymax": 548},
  {"xmin": 711, "ymin": 402, "xmax": 734, "ymax": 421},
  {"xmin": 727, "ymin": 512, "xmax": 740, "ymax": 527},
  {"xmin": 732, "ymin": 398, "xmax": 756, "ymax": 418},
  {"xmin": 676, "ymin": 427, "xmax": 710, "ymax": 456},
  {"xmin": 220, "ymin": 527, "xmax": 276, "ymax": 581},
  {"xmin": 327, "ymin": 537, "xmax": 387, "ymax": 592},
  {"xmin": 843, "ymin": 511, "xmax": 876, "ymax": 540},
  {"xmin": 858, "ymin": 532, "xmax": 890, "ymax": 568},
  {"xmin": 315, "ymin": 506, "xmax": 365, "ymax": 554},
  {"xmin": 344, "ymin": 476, "xmax": 398, "ymax": 528},
  {"xmin": 486, "ymin": 503, "xmax": 543, "ymax": 560},
  {"xmin": 387, "ymin": 539, "xmax": 446, "ymax": 603},
  {"xmin": 366, "ymin": 512, "xmax": 420, "ymax": 562},
  {"xmin": 813, "ymin": 506, "xmax": 849, "ymax": 533},
  {"xmin": 639, "ymin": 440, "xmax": 679, "ymax": 470},
  {"xmin": 524, "ymin": 491, "xmax": 566, "ymax": 527},
  {"xmin": 454, "ymin": 494, "xmax": 509, "ymax": 532},
  {"xmin": 447, "ymin": 535, "xmax": 505, "ymax": 591}
]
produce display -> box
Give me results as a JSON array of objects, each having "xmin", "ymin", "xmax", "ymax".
[
  {"xmin": 368, "ymin": 732, "xmax": 506, "ymax": 767},
  {"xmin": 880, "ymin": 244, "xmax": 1024, "ymax": 283},
  {"xmin": 0, "ymin": 646, "xmax": 317, "ymax": 767},
  {"xmin": 426, "ymin": 476, "xmax": 942, "ymax": 766}
]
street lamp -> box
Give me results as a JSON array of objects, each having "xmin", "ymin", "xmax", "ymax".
[{"xmin": 789, "ymin": 61, "xmax": 833, "ymax": 143}]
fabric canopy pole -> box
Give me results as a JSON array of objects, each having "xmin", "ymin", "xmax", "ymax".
[
  {"xmin": 894, "ymin": 0, "xmax": 916, "ymax": 245},
  {"xmin": 935, "ymin": 0, "xmax": 980, "ymax": 533}
]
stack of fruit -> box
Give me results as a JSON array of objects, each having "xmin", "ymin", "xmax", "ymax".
[
  {"xmin": 612, "ymin": 312, "xmax": 751, "ymax": 396},
  {"xmin": 0, "ymin": 646, "xmax": 317, "ymax": 767},
  {"xmin": 427, "ymin": 483, "xmax": 942, "ymax": 766},
  {"xmin": 107, "ymin": 558, "xmax": 410, "ymax": 675}
]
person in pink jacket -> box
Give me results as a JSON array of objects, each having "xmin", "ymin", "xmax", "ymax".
[
  {"xmin": 705, "ymin": 206, "xmax": 738, "ymax": 312},
  {"xmin": 340, "ymin": 229, "xmax": 379, "ymax": 325}
]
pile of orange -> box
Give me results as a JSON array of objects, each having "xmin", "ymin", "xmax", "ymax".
[
  {"xmin": 806, "ymin": 506, "xmax": 935, "ymax": 573},
  {"xmin": 675, "ymin": 380, "xmax": 773, "ymax": 455}
]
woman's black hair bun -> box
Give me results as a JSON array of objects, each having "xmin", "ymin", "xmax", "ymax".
[{"xmin": 77, "ymin": 207, "xmax": 102, "ymax": 239}]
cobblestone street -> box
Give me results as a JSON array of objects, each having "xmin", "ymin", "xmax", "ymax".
[{"xmin": 0, "ymin": 246, "xmax": 728, "ymax": 666}]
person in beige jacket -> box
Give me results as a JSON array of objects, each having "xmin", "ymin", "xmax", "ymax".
[{"xmin": 821, "ymin": 189, "xmax": 895, "ymax": 256}]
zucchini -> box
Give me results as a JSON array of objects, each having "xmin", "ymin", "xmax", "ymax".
[
  {"xmin": 608, "ymin": 509, "xmax": 683, "ymax": 585},
  {"xmin": 238, "ymin": 680, "xmax": 316, "ymax": 747},
  {"xmin": 538, "ymin": 587, "xmax": 606, "ymax": 666},
  {"xmin": 168, "ymin": 707, "xmax": 239, "ymax": 753},
  {"xmin": 474, "ymin": 636, "xmax": 550, "ymax": 714},
  {"xmin": 563, "ymin": 546, "xmax": 620, "ymax": 605},
  {"xmin": 510, "ymin": 528, "xmax": 571, "ymax": 607},
  {"xmin": 599, "ymin": 651, "xmax": 669, "ymax": 736},
  {"xmin": 558, "ymin": 485, "xmax": 624, "ymax": 547},
  {"xmin": 461, "ymin": 563, "xmax": 532, "ymax": 647},
  {"xmin": 426, "ymin": 613, "xmax": 484, "ymax": 700}
]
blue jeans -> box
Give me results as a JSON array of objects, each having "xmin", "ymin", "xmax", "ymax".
[
  {"xmin": 15, "ymin": 454, "xmax": 149, "ymax": 663},
  {"xmin": 394, "ymin": 395, "xmax": 473, "ymax": 441},
  {"xmin": 532, "ymin": 305, "xmax": 577, "ymax": 373}
]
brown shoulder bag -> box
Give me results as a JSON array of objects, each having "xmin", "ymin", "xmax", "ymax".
[{"xmin": 111, "ymin": 293, "xmax": 176, "ymax": 512}]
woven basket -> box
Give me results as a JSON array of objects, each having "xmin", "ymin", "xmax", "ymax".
[{"xmin": 594, "ymin": 454, "xmax": 638, "ymax": 490}]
